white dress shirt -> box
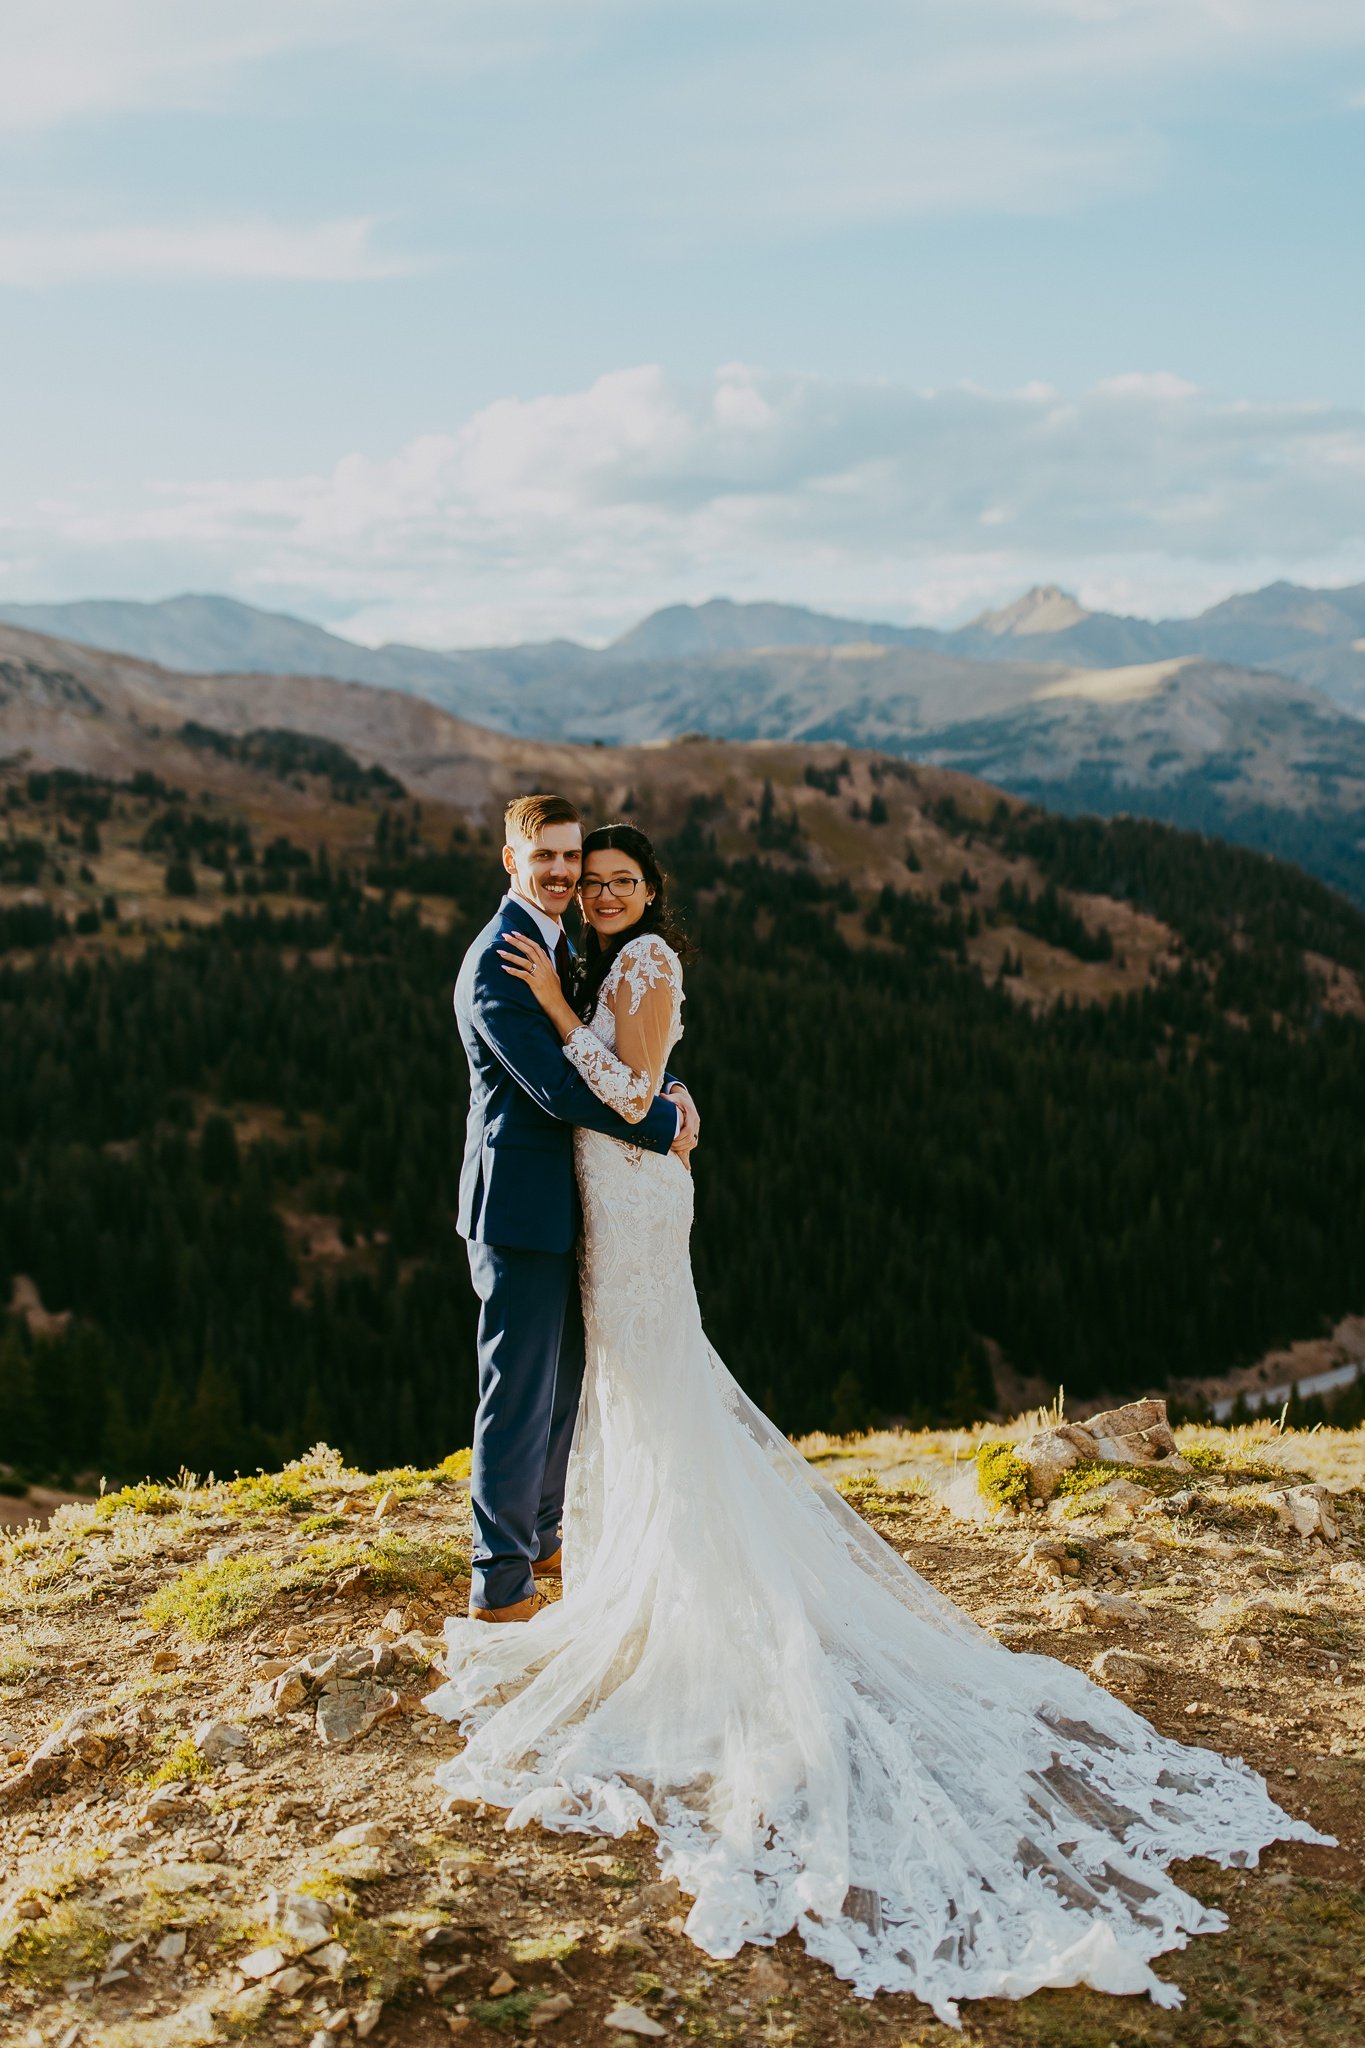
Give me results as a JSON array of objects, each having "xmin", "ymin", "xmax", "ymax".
[{"xmin": 505, "ymin": 889, "xmax": 565, "ymax": 955}]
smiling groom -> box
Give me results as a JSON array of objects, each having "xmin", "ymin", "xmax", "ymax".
[{"xmin": 453, "ymin": 793, "xmax": 698, "ymax": 1622}]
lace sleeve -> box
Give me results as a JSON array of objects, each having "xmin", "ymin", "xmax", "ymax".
[{"xmin": 563, "ymin": 936, "xmax": 683, "ymax": 1125}]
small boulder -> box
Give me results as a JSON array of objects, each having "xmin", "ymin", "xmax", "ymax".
[
  {"xmin": 315, "ymin": 1677, "xmax": 400, "ymax": 1748},
  {"xmin": 419, "ymin": 1925, "xmax": 464, "ymax": 1959},
  {"xmin": 1089, "ymin": 1647, "xmax": 1160, "ymax": 1685},
  {"xmin": 144, "ymin": 1783, "xmax": 198, "ymax": 1824},
  {"xmin": 487, "ymin": 1971, "xmax": 518, "ymax": 1997},
  {"xmin": 273, "ymin": 1892, "xmax": 336, "ymax": 1947},
  {"xmin": 1020, "ymin": 1538, "xmax": 1068, "ymax": 1586},
  {"xmin": 1264, "ymin": 1485, "xmax": 1339, "ymax": 1542},
  {"xmin": 239, "ymin": 1945, "xmax": 290, "ymax": 1981},
  {"xmin": 1020, "ymin": 1398, "xmax": 1187, "ymax": 1501},
  {"xmin": 330, "ymin": 1820, "xmax": 391, "ymax": 1850},
  {"xmin": 1019, "ymin": 1429, "xmax": 1084, "ymax": 1502},
  {"xmin": 1224, "ymin": 1633, "xmax": 1263, "ymax": 1664},
  {"xmin": 194, "ymin": 1720, "xmax": 248, "ymax": 1765},
  {"xmin": 354, "ymin": 1998, "xmax": 384, "ymax": 2040},
  {"xmin": 1083, "ymin": 1477, "xmax": 1151, "ymax": 1512},
  {"xmin": 605, "ymin": 2007, "xmax": 668, "ymax": 2039},
  {"xmin": 271, "ymin": 1964, "xmax": 313, "ymax": 1999},
  {"xmin": 528, "ymin": 1992, "xmax": 574, "ymax": 2028},
  {"xmin": 1047, "ymin": 1589, "xmax": 1143, "ymax": 1630}
]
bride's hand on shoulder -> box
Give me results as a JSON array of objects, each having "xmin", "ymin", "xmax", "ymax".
[{"xmin": 498, "ymin": 932, "xmax": 577, "ymax": 1036}]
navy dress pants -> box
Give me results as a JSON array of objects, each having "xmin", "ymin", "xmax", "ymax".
[{"xmin": 466, "ymin": 1240, "xmax": 584, "ymax": 1610}]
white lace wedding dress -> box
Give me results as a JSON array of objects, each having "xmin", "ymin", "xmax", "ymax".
[{"xmin": 427, "ymin": 932, "xmax": 1329, "ymax": 2025}]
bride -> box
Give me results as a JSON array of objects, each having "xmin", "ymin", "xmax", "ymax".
[{"xmin": 425, "ymin": 820, "xmax": 1329, "ymax": 2026}]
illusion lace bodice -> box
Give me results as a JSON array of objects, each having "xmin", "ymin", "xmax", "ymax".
[
  {"xmin": 427, "ymin": 936, "xmax": 1328, "ymax": 2025},
  {"xmin": 562, "ymin": 933, "xmax": 684, "ymax": 1125}
]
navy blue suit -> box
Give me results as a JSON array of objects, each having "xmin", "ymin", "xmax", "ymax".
[{"xmin": 454, "ymin": 896, "xmax": 680, "ymax": 1608}]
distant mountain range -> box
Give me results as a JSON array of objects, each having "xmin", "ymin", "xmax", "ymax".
[
  {"xmin": 6, "ymin": 574, "xmax": 1365, "ymax": 713},
  {"xmin": 3, "ymin": 578, "xmax": 1365, "ymax": 902}
]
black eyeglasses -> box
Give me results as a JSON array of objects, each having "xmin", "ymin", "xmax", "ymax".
[{"xmin": 580, "ymin": 876, "xmax": 643, "ymax": 900}]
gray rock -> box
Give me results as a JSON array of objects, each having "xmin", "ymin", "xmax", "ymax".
[
  {"xmin": 329, "ymin": 1820, "xmax": 391, "ymax": 1850},
  {"xmin": 419, "ymin": 1925, "xmax": 464, "ymax": 1958},
  {"xmin": 1020, "ymin": 1398, "xmax": 1187, "ymax": 1501},
  {"xmin": 1264, "ymin": 1485, "xmax": 1340, "ymax": 1542},
  {"xmin": 270, "ymin": 1964, "xmax": 314, "ymax": 1999},
  {"xmin": 1046, "ymin": 1589, "xmax": 1144, "ymax": 1630},
  {"xmin": 354, "ymin": 1998, "xmax": 385, "ymax": 2040},
  {"xmin": 272, "ymin": 1892, "xmax": 335, "ymax": 1946},
  {"xmin": 273, "ymin": 1671, "xmax": 311, "ymax": 1712},
  {"xmin": 1089, "ymin": 1647, "xmax": 1160, "ymax": 1684},
  {"xmin": 605, "ymin": 2007, "xmax": 668, "ymax": 2039},
  {"xmin": 193, "ymin": 1720, "xmax": 248, "ymax": 1764},
  {"xmin": 315, "ymin": 1678, "xmax": 400, "ymax": 1748},
  {"xmin": 239, "ymin": 1945, "xmax": 290, "ymax": 1981}
]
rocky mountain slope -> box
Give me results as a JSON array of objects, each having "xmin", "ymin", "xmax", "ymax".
[
  {"xmin": 1, "ymin": 1420, "xmax": 1361, "ymax": 2048},
  {"xmin": 5, "ymin": 576, "xmax": 1365, "ymax": 905},
  {"xmin": 7, "ymin": 611, "xmax": 1363, "ymax": 903}
]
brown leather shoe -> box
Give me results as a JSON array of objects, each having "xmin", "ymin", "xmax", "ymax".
[
  {"xmin": 467, "ymin": 1594, "xmax": 537, "ymax": 1623},
  {"xmin": 531, "ymin": 1547, "xmax": 562, "ymax": 1579}
]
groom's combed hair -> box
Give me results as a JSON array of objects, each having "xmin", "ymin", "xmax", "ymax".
[{"xmin": 504, "ymin": 793, "xmax": 582, "ymax": 842}]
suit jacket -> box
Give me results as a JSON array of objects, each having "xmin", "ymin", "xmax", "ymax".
[{"xmin": 454, "ymin": 897, "xmax": 681, "ymax": 1253}]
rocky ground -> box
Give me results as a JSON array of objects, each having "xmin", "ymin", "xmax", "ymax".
[{"xmin": 1, "ymin": 1425, "xmax": 1361, "ymax": 2048}]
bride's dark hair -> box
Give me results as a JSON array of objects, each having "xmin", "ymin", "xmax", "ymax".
[{"xmin": 575, "ymin": 822, "xmax": 694, "ymax": 1019}]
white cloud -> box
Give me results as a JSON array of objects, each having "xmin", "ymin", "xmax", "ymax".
[
  {"xmin": 0, "ymin": 1, "xmax": 389, "ymax": 130},
  {"xmin": 6, "ymin": 2, "xmax": 1365, "ymax": 235},
  {"xmin": 0, "ymin": 216, "xmax": 420, "ymax": 287},
  {"xmin": 8, "ymin": 363, "xmax": 1365, "ymax": 642},
  {"xmin": 0, "ymin": 2, "xmax": 594, "ymax": 131}
]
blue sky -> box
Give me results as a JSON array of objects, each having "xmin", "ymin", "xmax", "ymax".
[{"xmin": 2, "ymin": 1, "xmax": 1364, "ymax": 645}]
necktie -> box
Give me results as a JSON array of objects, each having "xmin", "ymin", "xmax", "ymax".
[{"xmin": 554, "ymin": 931, "xmax": 574, "ymax": 1003}]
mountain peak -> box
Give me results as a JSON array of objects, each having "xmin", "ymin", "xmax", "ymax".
[{"xmin": 970, "ymin": 585, "xmax": 1091, "ymax": 638}]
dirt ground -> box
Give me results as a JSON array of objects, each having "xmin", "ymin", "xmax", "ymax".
[{"xmin": 1, "ymin": 1425, "xmax": 1361, "ymax": 2048}]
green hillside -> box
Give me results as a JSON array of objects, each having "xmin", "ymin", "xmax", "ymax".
[{"xmin": 2, "ymin": 762, "xmax": 1365, "ymax": 1486}]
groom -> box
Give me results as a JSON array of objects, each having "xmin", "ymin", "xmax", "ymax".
[{"xmin": 453, "ymin": 792, "xmax": 699, "ymax": 1622}]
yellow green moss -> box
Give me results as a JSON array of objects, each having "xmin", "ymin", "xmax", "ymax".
[
  {"xmin": 1054, "ymin": 1458, "xmax": 1181, "ymax": 1500},
  {"xmin": 296, "ymin": 1530, "xmax": 468, "ymax": 1596},
  {"xmin": 225, "ymin": 1472, "xmax": 317, "ymax": 1516},
  {"xmin": 0, "ymin": 1642, "xmax": 40, "ymax": 1685},
  {"xmin": 975, "ymin": 1441, "xmax": 1031, "ymax": 1509},
  {"xmin": 469, "ymin": 1991, "xmax": 547, "ymax": 2030},
  {"xmin": 333, "ymin": 1909, "xmax": 422, "ymax": 1998},
  {"xmin": 510, "ymin": 1930, "xmax": 580, "ymax": 1962},
  {"xmin": 135, "ymin": 1733, "xmax": 213, "ymax": 1788},
  {"xmin": 95, "ymin": 1481, "xmax": 183, "ymax": 1519},
  {"xmin": 1177, "ymin": 1443, "xmax": 1224, "ymax": 1474},
  {"xmin": 1, "ymin": 1899, "xmax": 115, "ymax": 1988},
  {"xmin": 142, "ymin": 1553, "xmax": 278, "ymax": 1640}
]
